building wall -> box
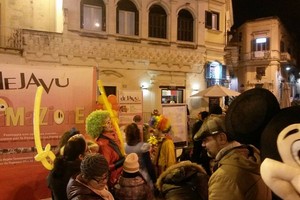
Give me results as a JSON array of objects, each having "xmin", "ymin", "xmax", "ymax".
[
  {"xmin": 0, "ymin": 0, "xmax": 233, "ymax": 118},
  {"xmin": 233, "ymin": 17, "xmax": 295, "ymax": 100}
]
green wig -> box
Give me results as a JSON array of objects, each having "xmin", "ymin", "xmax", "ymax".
[{"xmin": 85, "ymin": 110, "xmax": 110, "ymax": 139}]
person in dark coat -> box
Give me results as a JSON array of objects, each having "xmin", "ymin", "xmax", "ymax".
[
  {"xmin": 190, "ymin": 111, "xmax": 211, "ymax": 175},
  {"xmin": 156, "ymin": 160, "xmax": 209, "ymax": 200},
  {"xmin": 47, "ymin": 134, "xmax": 87, "ymax": 200},
  {"xmin": 67, "ymin": 153, "xmax": 114, "ymax": 200}
]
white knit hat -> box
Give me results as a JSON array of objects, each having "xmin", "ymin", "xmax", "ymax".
[{"xmin": 123, "ymin": 153, "xmax": 139, "ymax": 173}]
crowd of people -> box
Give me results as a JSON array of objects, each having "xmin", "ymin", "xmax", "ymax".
[{"xmin": 47, "ymin": 102, "xmax": 275, "ymax": 200}]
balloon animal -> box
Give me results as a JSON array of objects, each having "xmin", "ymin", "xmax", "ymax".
[{"xmin": 33, "ymin": 86, "xmax": 55, "ymax": 170}]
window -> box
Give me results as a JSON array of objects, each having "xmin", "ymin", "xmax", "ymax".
[
  {"xmin": 117, "ymin": 0, "xmax": 139, "ymax": 36},
  {"xmin": 177, "ymin": 9, "xmax": 194, "ymax": 42},
  {"xmin": 205, "ymin": 61, "xmax": 226, "ymax": 80},
  {"xmin": 148, "ymin": 5, "xmax": 167, "ymax": 39},
  {"xmin": 205, "ymin": 11, "xmax": 219, "ymax": 30},
  {"xmin": 251, "ymin": 37, "xmax": 270, "ymax": 51},
  {"xmin": 80, "ymin": 0, "xmax": 106, "ymax": 32},
  {"xmin": 161, "ymin": 89, "xmax": 183, "ymax": 104}
]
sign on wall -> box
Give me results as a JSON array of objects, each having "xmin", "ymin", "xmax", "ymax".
[
  {"xmin": 0, "ymin": 64, "xmax": 96, "ymax": 166},
  {"xmin": 118, "ymin": 90, "xmax": 143, "ymax": 140},
  {"xmin": 162, "ymin": 104, "xmax": 188, "ymax": 146}
]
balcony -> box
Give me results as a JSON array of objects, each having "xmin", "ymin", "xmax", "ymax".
[
  {"xmin": 280, "ymin": 52, "xmax": 291, "ymax": 63},
  {"xmin": 0, "ymin": 27, "xmax": 23, "ymax": 53},
  {"xmin": 252, "ymin": 51, "xmax": 271, "ymax": 59}
]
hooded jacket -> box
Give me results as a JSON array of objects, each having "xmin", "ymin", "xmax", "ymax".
[
  {"xmin": 114, "ymin": 173, "xmax": 153, "ymax": 200},
  {"xmin": 209, "ymin": 143, "xmax": 272, "ymax": 200},
  {"xmin": 156, "ymin": 161, "xmax": 209, "ymax": 200}
]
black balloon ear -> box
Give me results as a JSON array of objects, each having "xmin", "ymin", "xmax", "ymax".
[
  {"xmin": 260, "ymin": 106, "xmax": 300, "ymax": 161},
  {"xmin": 225, "ymin": 88, "xmax": 280, "ymax": 149}
]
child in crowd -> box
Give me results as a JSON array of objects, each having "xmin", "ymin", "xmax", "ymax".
[
  {"xmin": 114, "ymin": 153, "xmax": 153, "ymax": 200},
  {"xmin": 124, "ymin": 123, "xmax": 156, "ymax": 189}
]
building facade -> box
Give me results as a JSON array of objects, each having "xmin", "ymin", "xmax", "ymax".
[
  {"xmin": 225, "ymin": 17, "xmax": 299, "ymax": 103},
  {"xmin": 0, "ymin": 0, "xmax": 233, "ymax": 118}
]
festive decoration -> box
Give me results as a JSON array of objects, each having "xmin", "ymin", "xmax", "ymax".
[
  {"xmin": 33, "ymin": 86, "xmax": 56, "ymax": 170},
  {"xmin": 147, "ymin": 135, "xmax": 158, "ymax": 145},
  {"xmin": 149, "ymin": 115, "xmax": 171, "ymax": 133},
  {"xmin": 97, "ymin": 80, "xmax": 125, "ymax": 155},
  {"xmin": 85, "ymin": 110, "xmax": 110, "ymax": 139}
]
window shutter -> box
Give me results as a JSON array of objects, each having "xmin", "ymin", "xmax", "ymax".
[
  {"xmin": 251, "ymin": 39, "xmax": 255, "ymax": 52},
  {"xmin": 222, "ymin": 65, "xmax": 227, "ymax": 79},
  {"xmin": 205, "ymin": 62, "xmax": 211, "ymax": 78},
  {"xmin": 205, "ymin": 11, "xmax": 212, "ymax": 29},
  {"xmin": 266, "ymin": 38, "xmax": 270, "ymax": 50},
  {"xmin": 216, "ymin": 13, "xmax": 220, "ymax": 30},
  {"xmin": 135, "ymin": 12, "xmax": 139, "ymax": 36}
]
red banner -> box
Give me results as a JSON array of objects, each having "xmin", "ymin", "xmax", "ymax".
[{"xmin": 0, "ymin": 64, "xmax": 96, "ymax": 199}]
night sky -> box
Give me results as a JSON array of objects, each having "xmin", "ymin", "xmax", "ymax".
[
  {"xmin": 232, "ymin": 0, "xmax": 300, "ymax": 36},
  {"xmin": 232, "ymin": 0, "xmax": 300, "ymax": 65}
]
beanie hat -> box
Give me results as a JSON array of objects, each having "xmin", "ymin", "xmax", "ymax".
[
  {"xmin": 123, "ymin": 153, "xmax": 139, "ymax": 173},
  {"xmin": 85, "ymin": 110, "xmax": 110, "ymax": 139},
  {"xmin": 81, "ymin": 153, "xmax": 109, "ymax": 180},
  {"xmin": 194, "ymin": 114, "xmax": 226, "ymax": 141}
]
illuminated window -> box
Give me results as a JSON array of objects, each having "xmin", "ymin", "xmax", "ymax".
[
  {"xmin": 251, "ymin": 37, "xmax": 270, "ymax": 51},
  {"xmin": 81, "ymin": 0, "xmax": 106, "ymax": 32},
  {"xmin": 205, "ymin": 61, "xmax": 225, "ymax": 79},
  {"xmin": 117, "ymin": 0, "xmax": 139, "ymax": 36},
  {"xmin": 161, "ymin": 89, "xmax": 184, "ymax": 104}
]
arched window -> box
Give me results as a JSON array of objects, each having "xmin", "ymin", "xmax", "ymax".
[
  {"xmin": 177, "ymin": 9, "xmax": 193, "ymax": 42},
  {"xmin": 80, "ymin": 0, "xmax": 106, "ymax": 32},
  {"xmin": 116, "ymin": 0, "xmax": 139, "ymax": 36},
  {"xmin": 148, "ymin": 5, "xmax": 167, "ymax": 39}
]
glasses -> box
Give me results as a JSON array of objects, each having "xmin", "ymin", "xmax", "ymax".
[{"xmin": 92, "ymin": 173, "xmax": 108, "ymax": 184}]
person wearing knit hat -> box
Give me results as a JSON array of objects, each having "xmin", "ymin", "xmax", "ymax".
[
  {"xmin": 114, "ymin": 153, "xmax": 153, "ymax": 200},
  {"xmin": 85, "ymin": 110, "xmax": 124, "ymax": 190},
  {"xmin": 67, "ymin": 153, "xmax": 114, "ymax": 200},
  {"xmin": 123, "ymin": 152, "xmax": 140, "ymax": 173},
  {"xmin": 148, "ymin": 115, "xmax": 176, "ymax": 177}
]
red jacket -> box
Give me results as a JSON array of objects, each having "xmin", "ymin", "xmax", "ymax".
[{"xmin": 97, "ymin": 131, "xmax": 123, "ymax": 188}]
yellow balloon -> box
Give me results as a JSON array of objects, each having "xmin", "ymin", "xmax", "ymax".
[
  {"xmin": 97, "ymin": 95, "xmax": 104, "ymax": 104},
  {"xmin": 33, "ymin": 86, "xmax": 56, "ymax": 170},
  {"xmin": 112, "ymin": 110, "xmax": 118, "ymax": 117},
  {"xmin": 103, "ymin": 102, "xmax": 112, "ymax": 110}
]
